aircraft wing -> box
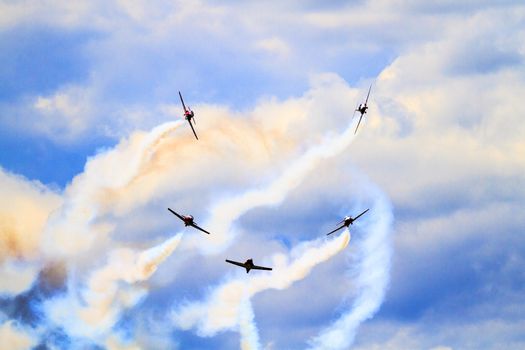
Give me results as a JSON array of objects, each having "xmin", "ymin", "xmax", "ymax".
[
  {"xmin": 188, "ymin": 119, "xmax": 199, "ymax": 140},
  {"xmin": 353, "ymin": 208, "xmax": 370, "ymax": 221},
  {"xmin": 252, "ymin": 264, "xmax": 272, "ymax": 271},
  {"xmin": 365, "ymin": 84, "xmax": 372, "ymax": 105},
  {"xmin": 167, "ymin": 208, "xmax": 186, "ymax": 222},
  {"xmin": 326, "ymin": 224, "xmax": 346, "ymax": 236},
  {"xmin": 354, "ymin": 114, "xmax": 364, "ymax": 134},
  {"xmin": 225, "ymin": 259, "xmax": 247, "ymax": 268},
  {"xmin": 179, "ymin": 91, "xmax": 187, "ymax": 112},
  {"xmin": 190, "ymin": 222, "xmax": 210, "ymax": 234}
]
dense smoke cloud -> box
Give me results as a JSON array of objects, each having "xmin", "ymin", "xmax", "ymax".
[{"xmin": 0, "ymin": 76, "xmax": 393, "ymax": 348}]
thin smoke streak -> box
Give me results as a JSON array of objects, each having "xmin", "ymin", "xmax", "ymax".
[{"xmin": 309, "ymin": 187, "xmax": 393, "ymax": 350}]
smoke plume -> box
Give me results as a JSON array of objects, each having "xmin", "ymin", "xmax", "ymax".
[
  {"xmin": 41, "ymin": 121, "xmax": 184, "ymax": 258},
  {"xmin": 0, "ymin": 78, "xmax": 394, "ymax": 348},
  {"xmin": 239, "ymin": 297, "xmax": 261, "ymax": 350},
  {"xmin": 193, "ymin": 110, "xmax": 359, "ymax": 254},
  {"xmin": 309, "ymin": 187, "xmax": 393, "ymax": 350},
  {"xmin": 173, "ymin": 231, "xmax": 350, "ymax": 336}
]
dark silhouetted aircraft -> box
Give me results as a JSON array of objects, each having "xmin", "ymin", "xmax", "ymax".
[
  {"xmin": 225, "ymin": 259, "xmax": 272, "ymax": 273},
  {"xmin": 326, "ymin": 208, "xmax": 369, "ymax": 236},
  {"xmin": 168, "ymin": 208, "xmax": 210, "ymax": 234},
  {"xmin": 179, "ymin": 91, "xmax": 198, "ymax": 140},
  {"xmin": 354, "ymin": 84, "xmax": 372, "ymax": 134}
]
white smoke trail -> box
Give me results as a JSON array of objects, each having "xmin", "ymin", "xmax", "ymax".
[
  {"xmin": 193, "ymin": 117, "xmax": 360, "ymax": 254},
  {"xmin": 172, "ymin": 112, "xmax": 361, "ymax": 347},
  {"xmin": 39, "ymin": 120, "xmax": 186, "ymax": 339},
  {"xmin": 46, "ymin": 233, "xmax": 184, "ymax": 338},
  {"xmin": 239, "ymin": 297, "xmax": 261, "ymax": 350},
  {"xmin": 41, "ymin": 121, "xmax": 183, "ymax": 258},
  {"xmin": 173, "ymin": 231, "xmax": 350, "ymax": 337},
  {"xmin": 308, "ymin": 187, "xmax": 393, "ymax": 350}
]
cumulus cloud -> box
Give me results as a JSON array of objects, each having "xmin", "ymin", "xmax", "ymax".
[{"xmin": 30, "ymin": 86, "xmax": 96, "ymax": 142}]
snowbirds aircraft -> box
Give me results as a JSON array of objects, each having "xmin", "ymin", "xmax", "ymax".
[
  {"xmin": 326, "ymin": 208, "xmax": 369, "ymax": 236},
  {"xmin": 225, "ymin": 258, "xmax": 273, "ymax": 273},
  {"xmin": 354, "ymin": 84, "xmax": 372, "ymax": 134},
  {"xmin": 168, "ymin": 208, "xmax": 211, "ymax": 234},
  {"xmin": 179, "ymin": 91, "xmax": 198, "ymax": 140}
]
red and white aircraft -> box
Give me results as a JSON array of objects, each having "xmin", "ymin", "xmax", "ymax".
[
  {"xmin": 179, "ymin": 91, "xmax": 198, "ymax": 140},
  {"xmin": 168, "ymin": 208, "xmax": 210, "ymax": 234}
]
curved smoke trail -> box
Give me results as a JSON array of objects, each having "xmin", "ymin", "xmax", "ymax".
[
  {"xmin": 194, "ymin": 118, "xmax": 394, "ymax": 349},
  {"xmin": 192, "ymin": 115, "xmax": 360, "ymax": 254},
  {"xmin": 42, "ymin": 121, "xmax": 186, "ymax": 338},
  {"xmin": 308, "ymin": 186, "xmax": 393, "ymax": 350},
  {"xmin": 233, "ymin": 183, "xmax": 393, "ymax": 350},
  {"xmin": 173, "ymin": 108, "xmax": 391, "ymax": 349},
  {"xmin": 41, "ymin": 121, "xmax": 184, "ymax": 258},
  {"xmin": 45, "ymin": 233, "xmax": 184, "ymax": 339},
  {"xmin": 173, "ymin": 231, "xmax": 350, "ymax": 338},
  {"xmin": 42, "ymin": 96, "xmax": 389, "ymax": 347}
]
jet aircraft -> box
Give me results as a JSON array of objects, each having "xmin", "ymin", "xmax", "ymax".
[
  {"xmin": 179, "ymin": 91, "xmax": 199, "ymax": 140},
  {"xmin": 225, "ymin": 258, "xmax": 272, "ymax": 273},
  {"xmin": 168, "ymin": 208, "xmax": 210, "ymax": 234},
  {"xmin": 354, "ymin": 84, "xmax": 372, "ymax": 134},
  {"xmin": 326, "ymin": 208, "xmax": 369, "ymax": 236}
]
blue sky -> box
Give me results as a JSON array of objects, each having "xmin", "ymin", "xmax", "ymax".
[{"xmin": 1, "ymin": 1, "xmax": 524, "ymax": 349}]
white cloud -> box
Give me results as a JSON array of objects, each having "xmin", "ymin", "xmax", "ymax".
[
  {"xmin": 353, "ymin": 318, "xmax": 525, "ymax": 350},
  {"xmin": 255, "ymin": 38, "xmax": 291, "ymax": 59},
  {"xmin": 31, "ymin": 86, "xmax": 96, "ymax": 142}
]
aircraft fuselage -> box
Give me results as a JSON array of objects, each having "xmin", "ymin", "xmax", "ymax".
[
  {"xmin": 185, "ymin": 111, "xmax": 194, "ymax": 121},
  {"xmin": 344, "ymin": 217, "xmax": 354, "ymax": 227},
  {"xmin": 243, "ymin": 259, "xmax": 255, "ymax": 273},
  {"xmin": 183, "ymin": 215, "xmax": 194, "ymax": 226},
  {"xmin": 357, "ymin": 105, "xmax": 368, "ymax": 115}
]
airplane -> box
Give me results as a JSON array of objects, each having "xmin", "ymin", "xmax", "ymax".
[
  {"xmin": 225, "ymin": 258, "xmax": 272, "ymax": 273},
  {"xmin": 326, "ymin": 208, "xmax": 369, "ymax": 236},
  {"xmin": 354, "ymin": 84, "xmax": 372, "ymax": 134},
  {"xmin": 168, "ymin": 208, "xmax": 210, "ymax": 234},
  {"xmin": 179, "ymin": 91, "xmax": 199, "ymax": 140}
]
